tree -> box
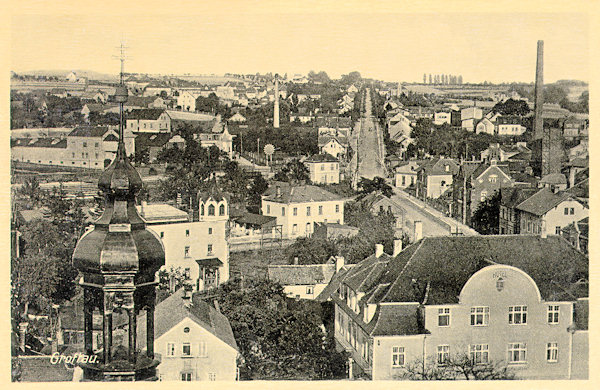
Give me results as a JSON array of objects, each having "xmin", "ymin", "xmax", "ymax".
[
  {"xmin": 492, "ymin": 98, "xmax": 530, "ymax": 116},
  {"xmin": 285, "ymin": 237, "xmax": 337, "ymax": 265},
  {"xmin": 471, "ymin": 190, "xmax": 501, "ymax": 234},
  {"xmin": 16, "ymin": 176, "xmax": 44, "ymax": 209},
  {"xmin": 273, "ymin": 159, "xmax": 310, "ymax": 184},
  {"xmin": 402, "ymin": 354, "xmax": 515, "ymax": 380},
  {"xmin": 357, "ymin": 177, "xmax": 393, "ymax": 198}
]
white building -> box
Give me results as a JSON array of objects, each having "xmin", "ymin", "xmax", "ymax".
[
  {"xmin": 433, "ymin": 111, "xmax": 451, "ymax": 125},
  {"xmin": 261, "ymin": 183, "xmax": 346, "ymax": 238},
  {"xmin": 177, "ymin": 91, "xmax": 201, "ymax": 112},
  {"xmin": 267, "ymin": 257, "xmax": 344, "ymax": 300},
  {"xmin": 461, "ymin": 106, "xmax": 483, "ymax": 132},
  {"xmin": 318, "ymin": 134, "xmax": 349, "ymax": 160},
  {"xmin": 498, "ymin": 123, "xmax": 526, "ymax": 136},
  {"xmin": 304, "ymin": 154, "xmax": 340, "ymax": 184},
  {"xmin": 394, "ymin": 161, "xmax": 420, "ymax": 188}
]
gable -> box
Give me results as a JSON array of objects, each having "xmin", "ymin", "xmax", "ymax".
[
  {"xmin": 474, "ymin": 165, "xmax": 512, "ymax": 183},
  {"xmin": 157, "ymin": 317, "xmax": 238, "ymax": 354}
]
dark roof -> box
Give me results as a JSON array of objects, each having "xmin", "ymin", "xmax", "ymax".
[
  {"xmin": 68, "ymin": 126, "xmax": 110, "ymax": 138},
  {"xmin": 516, "ymin": 188, "xmax": 579, "ymax": 216},
  {"xmin": 263, "ymin": 182, "xmax": 343, "ymax": 203},
  {"xmin": 369, "ymin": 303, "xmax": 422, "ymax": 336},
  {"xmin": 134, "ymin": 133, "xmax": 173, "ymax": 149},
  {"xmin": 231, "ymin": 213, "xmax": 277, "ymax": 227},
  {"xmin": 540, "ymin": 173, "xmax": 568, "ymax": 185},
  {"xmin": 359, "ymin": 192, "xmax": 405, "ymax": 215},
  {"xmin": 315, "ymin": 116, "xmax": 352, "ymax": 128},
  {"xmin": 315, "ymin": 265, "xmax": 354, "ymax": 301},
  {"xmin": 137, "ymin": 288, "xmax": 238, "ymax": 351},
  {"xmin": 566, "ymin": 178, "xmax": 589, "ymax": 200},
  {"xmin": 11, "ymin": 138, "xmax": 67, "ymax": 149},
  {"xmin": 126, "ymin": 108, "xmax": 166, "ymax": 120},
  {"xmin": 419, "ymin": 158, "xmax": 459, "ymax": 176},
  {"xmin": 574, "ymin": 298, "xmax": 589, "ymax": 330},
  {"xmin": 196, "ymin": 258, "xmax": 223, "ymax": 267},
  {"xmin": 268, "ymin": 263, "xmax": 336, "ymax": 285},
  {"xmin": 470, "ymin": 162, "xmax": 511, "ymax": 181},
  {"xmin": 500, "ymin": 187, "xmax": 538, "ymax": 208},
  {"xmin": 305, "ymin": 153, "xmax": 338, "ymax": 163}
]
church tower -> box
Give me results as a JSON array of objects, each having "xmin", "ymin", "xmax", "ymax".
[{"xmin": 72, "ymin": 45, "xmax": 165, "ymax": 381}]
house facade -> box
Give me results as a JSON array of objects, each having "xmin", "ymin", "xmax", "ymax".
[
  {"xmin": 304, "ymin": 154, "xmax": 340, "ymax": 184},
  {"xmin": 127, "ymin": 109, "xmax": 171, "ymax": 132},
  {"xmin": 416, "ymin": 158, "xmax": 459, "ymax": 199},
  {"xmin": 324, "ymin": 235, "xmax": 588, "ymax": 380},
  {"xmin": 318, "ymin": 135, "xmax": 349, "ymax": 160},
  {"xmin": 394, "ymin": 161, "xmax": 420, "ymax": 188},
  {"xmin": 261, "ymin": 183, "xmax": 346, "ymax": 238}
]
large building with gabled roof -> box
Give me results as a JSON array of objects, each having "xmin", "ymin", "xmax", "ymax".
[{"xmin": 320, "ymin": 235, "xmax": 588, "ymax": 380}]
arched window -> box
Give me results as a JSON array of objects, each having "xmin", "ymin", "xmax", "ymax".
[
  {"xmin": 208, "ymin": 204, "xmax": 215, "ymax": 216},
  {"xmin": 219, "ymin": 204, "xmax": 225, "ymax": 216},
  {"xmin": 200, "ymin": 204, "xmax": 205, "ymax": 215}
]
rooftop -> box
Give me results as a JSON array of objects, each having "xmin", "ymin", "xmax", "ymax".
[
  {"xmin": 516, "ymin": 188, "xmax": 579, "ymax": 216},
  {"xmin": 136, "ymin": 203, "xmax": 189, "ymax": 223},
  {"xmin": 263, "ymin": 182, "xmax": 344, "ymax": 204},
  {"xmin": 68, "ymin": 126, "xmax": 111, "ymax": 138},
  {"xmin": 268, "ymin": 263, "xmax": 336, "ymax": 286}
]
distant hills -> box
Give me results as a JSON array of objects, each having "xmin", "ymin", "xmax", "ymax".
[{"xmin": 14, "ymin": 69, "xmax": 119, "ymax": 82}]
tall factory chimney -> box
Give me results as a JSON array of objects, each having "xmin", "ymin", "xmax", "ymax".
[
  {"xmin": 274, "ymin": 74, "xmax": 280, "ymax": 129},
  {"xmin": 534, "ymin": 40, "xmax": 544, "ymax": 140}
]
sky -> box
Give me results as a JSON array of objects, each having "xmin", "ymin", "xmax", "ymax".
[{"xmin": 10, "ymin": 10, "xmax": 590, "ymax": 84}]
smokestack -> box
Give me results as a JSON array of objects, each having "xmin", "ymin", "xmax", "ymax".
[
  {"xmin": 293, "ymin": 256, "xmax": 299, "ymax": 265},
  {"xmin": 375, "ymin": 244, "xmax": 384, "ymax": 258},
  {"xmin": 274, "ymin": 74, "xmax": 280, "ymax": 129},
  {"xmin": 19, "ymin": 322, "xmax": 28, "ymax": 352},
  {"xmin": 393, "ymin": 239, "xmax": 403, "ymax": 257},
  {"xmin": 414, "ymin": 221, "xmax": 423, "ymax": 241},
  {"xmin": 534, "ymin": 40, "xmax": 544, "ymax": 140}
]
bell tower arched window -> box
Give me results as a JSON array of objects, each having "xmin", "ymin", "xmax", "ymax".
[
  {"xmin": 219, "ymin": 204, "xmax": 225, "ymax": 216},
  {"xmin": 201, "ymin": 204, "xmax": 205, "ymax": 215},
  {"xmin": 208, "ymin": 204, "xmax": 215, "ymax": 216}
]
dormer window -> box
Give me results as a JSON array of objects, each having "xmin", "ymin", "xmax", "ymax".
[{"xmin": 445, "ymin": 165, "xmax": 449, "ymax": 172}]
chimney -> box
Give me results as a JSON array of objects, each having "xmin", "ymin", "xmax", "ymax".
[
  {"xmin": 276, "ymin": 185, "xmax": 281, "ymax": 198},
  {"xmin": 19, "ymin": 322, "xmax": 28, "ymax": 352},
  {"xmin": 335, "ymin": 256, "xmax": 345, "ymax": 272},
  {"xmin": 569, "ymin": 167, "xmax": 576, "ymax": 189},
  {"xmin": 393, "ymin": 239, "xmax": 403, "ymax": 257},
  {"xmin": 293, "ymin": 256, "xmax": 299, "ymax": 265},
  {"xmin": 375, "ymin": 244, "xmax": 384, "ymax": 258},
  {"xmin": 540, "ymin": 220, "xmax": 547, "ymax": 239},
  {"xmin": 534, "ymin": 40, "xmax": 544, "ymax": 140},
  {"xmin": 414, "ymin": 221, "xmax": 423, "ymax": 241},
  {"xmin": 525, "ymin": 166, "xmax": 533, "ymax": 176}
]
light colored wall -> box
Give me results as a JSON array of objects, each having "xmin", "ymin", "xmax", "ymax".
[
  {"xmin": 372, "ymin": 335, "xmax": 425, "ymax": 380},
  {"xmin": 498, "ymin": 124, "xmax": 526, "ymax": 136},
  {"xmin": 262, "ymin": 199, "xmax": 345, "ymax": 238},
  {"xmin": 321, "ymin": 141, "xmax": 345, "ymax": 159},
  {"xmin": 307, "ymin": 162, "xmax": 340, "ymax": 184},
  {"xmin": 571, "ymin": 331, "xmax": 588, "ymax": 379},
  {"xmin": 282, "ymin": 283, "xmax": 328, "ymax": 300},
  {"xmin": 154, "ymin": 317, "xmax": 237, "ymax": 381},
  {"xmin": 426, "ymin": 174, "xmax": 453, "ymax": 198},
  {"xmin": 544, "ymin": 200, "xmax": 588, "ymax": 235},
  {"xmin": 395, "ymin": 172, "xmax": 416, "ymax": 188}
]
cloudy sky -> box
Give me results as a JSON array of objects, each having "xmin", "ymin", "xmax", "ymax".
[{"xmin": 10, "ymin": 2, "xmax": 590, "ymax": 83}]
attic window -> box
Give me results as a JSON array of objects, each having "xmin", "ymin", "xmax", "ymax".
[
  {"xmin": 496, "ymin": 278, "xmax": 504, "ymax": 292},
  {"xmin": 183, "ymin": 327, "xmax": 190, "ymax": 333},
  {"xmin": 444, "ymin": 165, "xmax": 449, "ymax": 172}
]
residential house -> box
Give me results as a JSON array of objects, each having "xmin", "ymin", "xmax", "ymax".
[
  {"xmin": 304, "ymin": 153, "xmax": 340, "ymax": 184},
  {"xmin": 318, "ymin": 134, "xmax": 349, "ymax": 160},
  {"xmin": 497, "ymin": 116, "xmax": 526, "ymax": 136},
  {"xmin": 480, "ymin": 142, "xmax": 531, "ymax": 162},
  {"xmin": 261, "ymin": 182, "xmax": 346, "ymax": 238},
  {"xmin": 394, "ymin": 161, "xmax": 420, "ymax": 188},
  {"xmin": 539, "ymin": 173, "xmax": 568, "ymax": 192},
  {"xmin": 562, "ymin": 117, "xmax": 586, "ymax": 141},
  {"xmin": 516, "ymin": 188, "xmax": 588, "ymax": 236},
  {"xmin": 475, "ymin": 118, "xmax": 495, "ymax": 135},
  {"xmin": 453, "ymin": 160, "xmax": 515, "ymax": 225},
  {"xmin": 321, "ymin": 235, "xmax": 588, "ymax": 380},
  {"xmin": 176, "ymin": 91, "xmax": 201, "ymax": 112},
  {"xmin": 561, "ymin": 217, "xmax": 588, "ymax": 254},
  {"xmin": 316, "ymin": 115, "xmax": 352, "ymax": 132},
  {"xmin": 140, "ymin": 196, "xmax": 229, "ymax": 292},
  {"xmin": 416, "ymin": 157, "xmax": 459, "ymax": 199},
  {"xmin": 136, "ymin": 288, "xmax": 238, "ymax": 381},
  {"xmin": 228, "ymin": 112, "xmax": 246, "ymax": 123},
  {"xmin": 312, "ymin": 222, "xmax": 359, "ymax": 240},
  {"xmin": 289, "ymin": 112, "xmax": 314, "ymax": 124},
  {"xmin": 267, "ymin": 257, "xmax": 343, "ymax": 300},
  {"xmin": 359, "ymin": 192, "xmax": 406, "ymax": 231},
  {"xmin": 498, "ymin": 187, "xmax": 538, "ymax": 235},
  {"xmin": 134, "ymin": 133, "xmax": 185, "ymax": 162},
  {"xmin": 127, "ymin": 109, "xmax": 172, "ymax": 132},
  {"xmin": 387, "ymin": 112, "xmax": 413, "ymax": 143},
  {"xmin": 142, "ymin": 83, "xmax": 172, "ymax": 97},
  {"xmin": 461, "ymin": 106, "xmax": 483, "ymax": 132},
  {"xmin": 433, "ymin": 111, "xmax": 451, "ymax": 126}
]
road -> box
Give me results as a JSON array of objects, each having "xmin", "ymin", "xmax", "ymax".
[{"xmin": 355, "ymin": 89, "xmax": 386, "ymax": 180}]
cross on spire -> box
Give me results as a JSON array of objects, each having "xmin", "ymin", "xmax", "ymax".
[{"xmin": 112, "ymin": 41, "xmax": 130, "ymax": 84}]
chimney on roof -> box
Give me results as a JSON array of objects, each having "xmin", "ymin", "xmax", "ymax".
[
  {"xmin": 18, "ymin": 321, "xmax": 28, "ymax": 352},
  {"xmin": 141, "ymin": 200, "xmax": 147, "ymax": 216},
  {"xmin": 541, "ymin": 220, "xmax": 547, "ymax": 239},
  {"xmin": 393, "ymin": 239, "xmax": 403, "ymax": 257},
  {"xmin": 569, "ymin": 167, "xmax": 576, "ymax": 189},
  {"xmin": 293, "ymin": 257, "xmax": 299, "ymax": 265},
  {"xmin": 276, "ymin": 185, "xmax": 281, "ymax": 198},
  {"xmin": 375, "ymin": 244, "xmax": 384, "ymax": 258},
  {"xmin": 414, "ymin": 221, "xmax": 423, "ymax": 241},
  {"xmin": 334, "ymin": 256, "xmax": 345, "ymax": 272}
]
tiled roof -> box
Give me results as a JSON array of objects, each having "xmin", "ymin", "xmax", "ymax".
[
  {"xmin": 262, "ymin": 182, "xmax": 344, "ymax": 203},
  {"xmin": 516, "ymin": 188, "xmax": 577, "ymax": 216},
  {"xmin": 268, "ymin": 263, "xmax": 336, "ymax": 286},
  {"xmin": 305, "ymin": 153, "xmax": 338, "ymax": 163},
  {"xmin": 540, "ymin": 173, "xmax": 567, "ymax": 185},
  {"xmin": 232, "ymin": 213, "xmax": 276, "ymax": 227},
  {"xmin": 419, "ymin": 158, "xmax": 459, "ymax": 176},
  {"xmin": 318, "ymin": 134, "xmax": 348, "ymax": 148},
  {"xmin": 134, "ymin": 133, "xmax": 173, "ymax": 148},
  {"xmin": 369, "ymin": 303, "xmax": 422, "ymax": 336},
  {"xmin": 500, "ymin": 187, "xmax": 538, "ymax": 208},
  {"xmin": 126, "ymin": 108, "xmax": 166, "ymax": 120},
  {"xmin": 68, "ymin": 126, "xmax": 110, "ymax": 138},
  {"xmin": 470, "ymin": 162, "xmax": 511, "ymax": 181},
  {"xmin": 11, "ymin": 138, "xmax": 67, "ymax": 149},
  {"xmin": 315, "ymin": 265, "xmax": 353, "ymax": 301},
  {"xmin": 137, "ymin": 288, "xmax": 238, "ymax": 352},
  {"xmin": 566, "ymin": 178, "xmax": 589, "ymax": 200}
]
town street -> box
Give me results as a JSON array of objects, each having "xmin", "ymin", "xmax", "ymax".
[{"xmin": 356, "ymin": 89, "xmax": 386, "ymax": 180}]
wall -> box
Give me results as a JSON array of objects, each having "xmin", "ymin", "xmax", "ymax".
[
  {"xmin": 426, "ymin": 174, "xmax": 453, "ymax": 198},
  {"xmin": 371, "ymin": 335, "xmax": 425, "ymax": 380},
  {"xmin": 307, "ymin": 162, "xmax": 340, "ymax": 184},
  {"xmin": 155, "ymin": 317, "xmax": 237, "ymax": 381},
  {"xmin": 570, "ymin": 331, "xmax": 588, "ymax": 379},
  {"xmin": 282, "ymin": 283, "xmax": 328, "ymax": 300},
  {"xmin": 543, "ymin": 200, "xmax": 588, "ymax": 235},
  {"xmin": 262, "ymin": 199, "xmax": 345, "ymax": 238}
]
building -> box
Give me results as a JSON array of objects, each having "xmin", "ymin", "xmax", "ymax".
[
  {"xmin": 516, "ymin": 188, "xmax": 588, "ymax": 236},
  {"xmin": 433, "ymin": 111, "xmax": 451, "ymax": 125},
  {"xmin": 177, "ymin": 91, "xmax": 201, "ymax": 112},
  {"xmin": 194, "ymin": 125, "xmax": 235, "ymax": 158},
  {"xmin": 304, "ymin": 154, "xmax": 340, "ymax": 184},
  {"xmin": 453, "ymin": 160, "xmax": 515, "ymax": 225},
  {"xmin": 228, "ymin": 112, "xmax": 246, "ymax": 123},
  {"xmin": 461, "ymin": 106, "xmax": 483, "ymax": 132},
  {"xmin": 416, "ymin": 157, "xmax": 459, "ymax": 199},
  {"xmin": 312, "ymin": 222, "xmax": 359, "ymax": 240},
  {"xmin": 267, "ymin": 257, "xmax": 343, "ymax": 300},
  {"xmin": 394, "ymin": 161, "xmax": 420, "ymax": 188},
  {"xmin": 560, "ymin": 217, "xmax": 588, "ymax": 254},
  {"xmin": 136, "ymin": 288, "xmax": 238, "ymax": 381},
  {"xmin": 127, "ymin": 108, "xmax": 172, "ymax": 132},
  {"xmin": 134, "ymin": 133, "xmax": 185, "ymax": 163},
  {"xmin": 498, "ymin": 187, "xmax": 538, "ymax": 235},
  {"xmin": 140, "ymin": 197, "xmax": 229, "ymax": 292},
  {"xmin": 475, "ymin": 118, "xmax": 495, "ymax": 135},
  {"xmin": 321, "ymin": 235, "xmax": 588, "ymax": 380},
  {"xmin": 358, "ymin": 192, "xmax": 406, "ymax": 231},
  {"xmin": 318, "ymin": 134, "xmax": 349, "ymax": 160},
  {"xmin": 261, "ymin": 182, "xmax": 346, "ymax": 238},
  {"xmin": 497, "ymin": 116, "xmax": 526, "ymax": 136},
  {"xmin": 387, "ymin": 113, "xmax": 413, "ymax": 143}
]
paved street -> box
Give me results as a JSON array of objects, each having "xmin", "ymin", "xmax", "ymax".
[{"xmin": 356, "ymin": 89, "xmax": 386, "ymax": 180}]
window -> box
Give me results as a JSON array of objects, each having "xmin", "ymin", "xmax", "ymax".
[
  {"xmin": 83, "ymin": 142, "xmax": 87, "ymax": 147},
  {"xmin": 208, "ymin": 227, "xmax": 213, "ymax": 235},
  {"xmin": 321, "ymin": 164, "xmax": 325, "ymax": 171},
  {"xmin": 437, "ymin": 345, "xmax": 450, "ymax": 366},
  {"xmin": 470, "ymin": 306, "xmax": 489, "ymax": 326},
  {"xmin": 306, "ymin": 286, "xmax": 314, "ymax": 295},
  {"xmin": 219, "ymin": 204, "xmax": 225, "ymax": 216},
  {"xmin": 444, "ymin": 165, "xmax": 449, "ymax": 172},
  {"xmin": 564, "ymin": 207, "xmax": 569, "ymax": 215},
  {"xmin": 266, "ymin": 204, "xmax": 270, "ymax": 214},
  {"xmin": 508, "ymin": 305, "xmax": 527, "ymax": 325},
  {"xmin": 181, "ymin": 372, "xmax": 192, "ymax": 381},
  {"xmin": 319, "ymin": 205, "xmax": 323, "ymax": 215},
  {"xmin": 306, "ymin": 222, "xmax": 311, "ymax": 233},
  {"xmin": 391, "ymin": 346, "xmax": 405, "ymax": 367},
  {"xmin": 95, "ymin": 142, "xmax": 99, "ymax": 148},
  {"xmin": 208, "ymin": 373, "xmax": 216, "ymax": 381},
  {"xmin": 469, "ymin": 344, "xmax": 489, "ymax": 364},
  {"xmin": 201, "ymin": 204, "xmax": 205, "ymax": 215},
  {"xmin": 160, "ymin": 231, "xmax": 164, "ymax": 239},
  {"xmin": 207, "ymin": 244, "xmax": 213, "ymax": 254},
  {"xmin": 184, "ymin": 246, "xmax": 190, "ymax": 257},
  {"xmin": 555, "ymin": 226, "xmax": 561, "ymax": 235},
  {"xmin": 198, "ymin": 341, "xmax": 207, "ymax": 357},
  {"xmin": 548, "ymin": 305, "xmax": 560, "ymax": 324},
  {"xmin": 570, "ymin": 207, "xmax": 575, "ymax": 215},
  {"xmin": 72, "ymin": 152, "xmax": 75, "ymax": 158},
  {"xmin": 306, "ymin": 207, "xmax": 311, "ymax": 216},
  {"xmin": 182, "ymin": 343, "xmax": 191, "ymax": 356},
  {"xmin": 282, "ymin": 207, "xmax": 285, "ymax": 216},
  {"xmin": 184, "ymin": 268, "xmax": 190, "ymax": 279},
  {"xmin": 402, "ymin": 176, "xmax": 406, "ymax": 186},
  {"xmin": 480, "ymin": 191, "xmax": 488, "ymax": 202},
  {"xmin": 438, "ymin": 308, "xmax": 450, "ymax": 327},
  {"xmin": 186, "ymin": 229, "xmax": 190, "ymax": 237},
  {"xmin": 336, "ymin": 204, "xmax": 340, "ymax": 213},
  {"xmin": 508, "ymin": 343, "xmax": 527, "ymax": 363},
  {"xmin": 183, "ymin": 327, "xmax": 190, "ymax": 333},
  {"xmin": 82, "ymin": 153, "xmax": 85, "ymax": 158},
  {"xmin": 167, "ymin": 342, "xmax": 175, "ymax": 356},
  {"xmin": 293, "ymin": 207, "xmax": 298, "ymax": 216},
  {"xmin": 208, "ymin": 204, "xmax": 215, "ymax": 216},
  {"xmin": 489, "ymin": 175, "xmax": 497, "ymax": 183},
  {"xmin": 293, "ymin": 224, "xmax": 298, "ymax": 234},
  {"xmin": 546, "ymin": 342, "xmax": 558, "ymax": 362}
]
